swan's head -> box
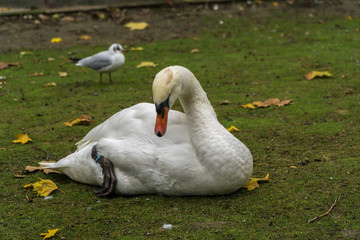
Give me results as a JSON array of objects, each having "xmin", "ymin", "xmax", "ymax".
[
  {"xmin": 153, "ymin": 66, "xmax": 186, "ymax": 137},
  {"xmin": 109, "ymin": 43, "xmax": 126, "ymax": 53}
]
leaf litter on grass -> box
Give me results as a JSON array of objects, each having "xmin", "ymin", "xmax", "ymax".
[
  {"xmin": 24, "ymin": 178, "xmax": 64, "ymax": 197},
  {"xmin": 241, "ymin": 98, "xmax": 293, "ymax": 109},
  {"xmin": 12, "ymin": 134, "xmax": 32, "ymax": 144}
]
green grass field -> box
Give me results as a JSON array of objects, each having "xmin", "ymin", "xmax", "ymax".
[{"xmin": 1, "ymin": 6, "xmax": 359, "ymax": 239}]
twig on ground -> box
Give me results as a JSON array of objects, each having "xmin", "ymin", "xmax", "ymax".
[
  {"xmin": 0, "ymin": 90, "xmax": 10, "ymax": 97},
  {"xmin": 25, "ymin": 189, "xmax": 33, "ymax": 203},
  {"xmin": 307, "ymin": 198, "xmax": 339, "ymax": 223},
  {"xmin": 32, "ymin": 146, "xmax": 51, "ymax": 161}
]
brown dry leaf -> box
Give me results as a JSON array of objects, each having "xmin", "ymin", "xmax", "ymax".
[
  {"xmin": 219, "ymin": 100, "xmax": 231, "ymax": 105},
  {"xmin": 26, "ymin": 161, "xmax": 61, "ymax": 174},
  {"xmin": 276, "ymin": 99, "xmax": 293, "ymax": 107},
  {"xmin": 38, "ymin": 14, "xmax": 50, "ymax": 21},
  {"xmin": 249, "ymin": 98, "xmax": 293, "ymax": 108},
  {"xmin": 0, "ymin": 62, "xmax": 20, "ymax": 70},
  {"xmin": 45, "ymin": 82, "xmax": 56, "ymax": 87},
  {"xmin": 12, "ymin": 134, "xmax": 32, "ymax": 144},
  {"xmin": 336, "ymin": 109, "xmax": 349, "ymax": 115},
  {"xmin": 14, "ymin": 174, "xmax": 26, "ymax": 178},
  {"xmin": 29, "ymin": 72, "xmax": 44, "ymax": 77},
  {"xmin": 64, "ymin": 114, "xmax": 95, "ymax": 127},
  {"xmin": 254, "ymin": 98, "xmax": 280, "ymax": 107},
  {"xmin": 305, "ymin": 71, "xmax": 332, "ymax": 80},
  {"xmin": 60, "ymin": 16, "xmax": 75, "ymax": 22},
  {"xmin": 242, "ymin": 173, "xmax": 270, "ymax": 191},
  {"xmin": 190, "ymin": 48, "xmax": 199, "ymax": 54}
]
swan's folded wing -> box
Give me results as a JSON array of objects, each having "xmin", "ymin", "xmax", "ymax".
[{"xmin": 76, "ymin": 102, "xmax": 190, "ymax": 150}]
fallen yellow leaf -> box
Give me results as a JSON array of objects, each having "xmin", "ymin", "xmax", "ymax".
[
  {"xmin": 20, "ymin": 51, "xmax": 33, "ymax": 56},
  {"xmin": 12, "ymin": 134, "xmax": 32, "ymax": 144},
  {"xmin": 124, "ymin": 22, "xmax": 149, "ymax": 30},
  {"xmin": 45, "ymin": 82, "xmax": 56, "ymax": 87},
  {"xmin": 24, "ymin": 178, "xmax": 64, "ymax": 197},
  {"xmin": 240, "ymin": 103, "xmax": 256, "ymax": 109},
  {"xmin": 40, "ymin": 229, "xmax": 60, "ymax": 240},
  {"xmin": 96, "ymin": 12, "xmax": 106, "ymax": 20},
  {"xmin": 64, "ymin": 114, "xmax": 95, "ymax": 127},
  {"xmin": 131, "ymin": 47, "xmax": 144, "ymax": 51},
  {"xmin": 242, "ymin": 173, "xmax": 270, "ymax": 191},
  {"xmin": 51, "ymin": 38, "xmax": 62, "ymax": 43},
  {"xmin": 272, "ymin": 2, "xmax": 279, "ymax": 7},
  {"xmin": 227, "ymin": 125, "xmax": 239, "ymax": 133},
  {"xmin": 305, "ymin": 71, "xmax": 332, "ymax": 80},
  {"xmin": 58, "ymin": 72, "xmax": 68, "ymax": 77},
  {"xmin": 136, "ymin": 61, "xmax": 158, "ymax": 68},
  {"xmin": 79, "ymin": 35, "xmax": 92, "ymax": 40},
  {"xmin": 52, "ymin": 14, "xmax": 60, "ymax": 19}
]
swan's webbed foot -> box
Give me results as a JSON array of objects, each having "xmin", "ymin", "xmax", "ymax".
[{"xmin": 91, "ymin": 145, "xmax": 116, "ymax": 197}]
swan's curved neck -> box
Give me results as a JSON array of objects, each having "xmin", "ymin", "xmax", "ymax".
[{"xmin": 178, "ymin": 76, "xmax": 216, "ymax": 122}]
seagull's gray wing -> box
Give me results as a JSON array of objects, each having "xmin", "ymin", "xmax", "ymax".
[{"xmin": 77, "ymin": 52, "xmax": 112, "ymax": 71}]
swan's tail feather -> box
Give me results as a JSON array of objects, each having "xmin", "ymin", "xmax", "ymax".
[{"xmin": 39, "ymin": 154, "xmax": 75, "ymax": 171}]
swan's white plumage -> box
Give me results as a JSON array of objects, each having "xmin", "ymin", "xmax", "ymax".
[{"xmin": 42, "ymin": 66, "xmax": 253, "ymax": 196}]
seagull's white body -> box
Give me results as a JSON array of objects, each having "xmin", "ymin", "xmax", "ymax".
[
  {"xmin": 42, "ymin": 66, "xmax": 253, "ymax": 196},
  {"xmin": 76, "ymin": 43, "xmax": 125, "ymax": 84}
]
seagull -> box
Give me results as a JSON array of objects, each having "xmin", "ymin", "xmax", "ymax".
[{"xmin": 75, "ymin": 43, "xmax": 126, "ymax": 85}]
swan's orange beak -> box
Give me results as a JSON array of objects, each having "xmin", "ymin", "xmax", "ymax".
[{"xmin": 155, "ymin": 106, "xmax": 169, "ymax": 137}]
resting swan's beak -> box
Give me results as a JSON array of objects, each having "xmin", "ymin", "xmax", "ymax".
[
  {"xmin": 155, "ymin": 106, "xmax": 169, "ymax": 137},
  {"xmin": 154, "ymin": 96, "xmax": 170, "ymax": 137}
]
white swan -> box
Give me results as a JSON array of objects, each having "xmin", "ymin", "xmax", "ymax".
[{"xmin": 42, "ymin": 66, "xmax": 253, "ymax": 196}]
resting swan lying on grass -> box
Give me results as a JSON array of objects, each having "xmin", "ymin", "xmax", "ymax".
[{"xmin": 42, "ymin": 66, "xmax": 253, "ymax": 197}]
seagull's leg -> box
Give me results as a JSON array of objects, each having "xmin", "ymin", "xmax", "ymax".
[
  {"xmin": 91, "ymin": 145, "xmax": 116, "ymax": 197},
  {"xmin": 109, "ymin": 72, "xmax": 115, "ymax": 84},
  {"xmin": 100, "ymin": 73, "xmax": 104, "ymax": 85}
]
